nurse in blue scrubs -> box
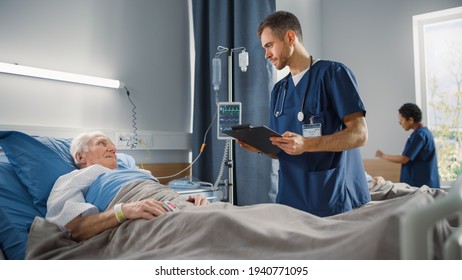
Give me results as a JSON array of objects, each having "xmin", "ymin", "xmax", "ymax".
[
  {"xmin": 376, "ymin": 103, "xmax": 440, "ymax": 188},
  {"xmin": 238, "ymin": 11, "xmax": 371, "ymax": 217}
]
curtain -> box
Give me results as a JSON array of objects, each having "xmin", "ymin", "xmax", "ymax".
[{"xmin": 192, "ymin": 0, "xmax": 276, "ymax": 205}]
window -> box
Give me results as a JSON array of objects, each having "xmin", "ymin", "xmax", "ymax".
[{"xmin": 413, "ymin": 7, "xmax": 462, "ymax": 183}]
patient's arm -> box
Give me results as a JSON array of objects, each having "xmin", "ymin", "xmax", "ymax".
[{"xmin": 66, "ymin": 199, "xmax": 167, "ymax": 241}]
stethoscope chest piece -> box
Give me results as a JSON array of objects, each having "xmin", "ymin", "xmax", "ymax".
[
  {"xmin": 297, "ymin": 111, "xmax": 304, "ymax": 122},
  {"xmin": 274, "ymin": 55, "xmax": 315, "ymax": 123}
]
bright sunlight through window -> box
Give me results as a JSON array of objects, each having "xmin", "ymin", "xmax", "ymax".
[{"xmin": 413, "ymin": 7, "xmax": 462, "ymax": 184}]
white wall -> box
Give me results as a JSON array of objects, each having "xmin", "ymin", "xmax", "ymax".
[
  {"xmin": 322, "ymin": 0, "xmax": 462, "ymax": 159},
  {"xmin": 278, "ymin": 0, "xmax": 462, "ymax": 158},
  {"xmin": 275, "ymin": 0, "xmax": 322, "ymax": 79},
  {"xmin": 2, "ymin": 0, "xmax": 461, "ymax": 163},
  {"xmin": 0, "ymin": 0, "xmax": 192, "ymax": 163}
]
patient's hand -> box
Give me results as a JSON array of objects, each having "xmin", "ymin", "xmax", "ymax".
[
  {"xmin": 368, "ymin": 176, "xmax": 385, "ymax": 189},
  {"xmin": 187, "ymin": 194, "xmax": 210, "ymax": 206},
  {"xmin": 123, "ymin": 199, "xmax": 168, "ymax": 220}
]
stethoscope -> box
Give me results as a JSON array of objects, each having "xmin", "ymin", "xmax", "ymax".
[{"xmin": 273, "ymin": 55, "xmax": 314, "ymax": 122}]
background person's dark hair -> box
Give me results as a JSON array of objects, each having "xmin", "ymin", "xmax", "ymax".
[
  {"xmin": 399, "ymin": 103, "xmax": 422, "ymax": 123},
  {"xmin": 257, "ymin": 10, "xmax": 303, "ymax": 42}
]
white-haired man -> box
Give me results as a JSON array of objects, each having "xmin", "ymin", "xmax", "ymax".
[{"xmin": 46, "ymin": 131, "xmax": 208, "ymax": 241}]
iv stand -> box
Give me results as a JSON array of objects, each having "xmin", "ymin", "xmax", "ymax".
[
  {"xmin": 213, "ymin": 46, "xmax": 248, "ymax": 205},
  {"xmin": 226, "ymin": 53, "xmax": 235, "ymax": 205}
]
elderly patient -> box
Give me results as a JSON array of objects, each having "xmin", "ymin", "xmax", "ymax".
[{"xmin": 45, "ymin": 131, "xmax": 209, "ymax": 241}]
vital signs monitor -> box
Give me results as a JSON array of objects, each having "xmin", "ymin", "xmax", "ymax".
[{"xmin": 217, "ymin": 102, "xmax": 241, "ymax": 139}]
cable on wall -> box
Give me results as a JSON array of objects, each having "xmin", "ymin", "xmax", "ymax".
[{"xmin": 124, "ymin": 86, "xmax": 139, "ymax": 149}]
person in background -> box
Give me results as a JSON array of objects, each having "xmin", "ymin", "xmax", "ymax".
[
  {"xmin": 376, "ymin": 103, "xmax": 440, "ymax": 188},
  {"xmin": 237, "ymin": 11, "xmax": 370, "ymax": 217}
]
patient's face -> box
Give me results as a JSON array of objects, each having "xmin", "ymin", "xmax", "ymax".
[{"xmin": 80, "ymin": 136, "xmax": 118, "ymax": 169}]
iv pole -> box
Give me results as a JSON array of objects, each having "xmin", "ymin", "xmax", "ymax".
[
  {"xmin": 213, "ymin": 46, "xmax": 248, "ymax": 205},
  {"xmin": 226, "ymin": 52, "xmax": 234, "ymax": 205}
]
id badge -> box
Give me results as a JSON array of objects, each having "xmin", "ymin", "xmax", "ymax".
[{"xmin": 302, "ymin": 123, "xmax": 321, "ymax": 137}]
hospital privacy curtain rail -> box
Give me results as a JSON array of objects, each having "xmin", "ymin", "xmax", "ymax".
[{"xmin": 0, "ymin": 62, "xmax": 124, "ymax": 89}]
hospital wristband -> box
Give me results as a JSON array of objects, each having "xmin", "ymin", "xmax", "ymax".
[{"xmin": 114, "ymin": 203, "xmax": 126, "ymax": 223}]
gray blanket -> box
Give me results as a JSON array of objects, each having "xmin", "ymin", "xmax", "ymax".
[
  {"xmin": 369, "ymin": 179, "xmax": 447, "ymax": 201},
  {"xmin": 26, "ymin": 180, "xmax": 451, "ymax": 259}
]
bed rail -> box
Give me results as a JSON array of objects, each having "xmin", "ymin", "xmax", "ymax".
[
  {"xmin": 400, "ymin": 177, "xmax": 462, "ymax": 259},
  {"xmin": 444, "ymin": 226, "xmax": 462, "ymax": 259}
]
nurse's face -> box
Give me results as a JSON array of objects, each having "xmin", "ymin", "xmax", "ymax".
[
  {"xmin": 398, "ymin": 113, "xmax": 413, "ymax": 131},
  {"xmin": 260, "ymin": 27, "xmax": 293, "ymax": 70}
]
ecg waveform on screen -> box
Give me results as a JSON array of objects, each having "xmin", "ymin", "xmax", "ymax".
[{"xmin": 217, "ymin": 102, "xmax": 241, "ymax": 139}]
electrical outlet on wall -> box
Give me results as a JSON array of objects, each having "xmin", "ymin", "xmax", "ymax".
[
  {"xmin": 116, "ymin": 131, "xmax": 153, "ymax": 149},
  {"xmin": 137, "ymin": 133, "xmax": 153, "ymax": 148}
]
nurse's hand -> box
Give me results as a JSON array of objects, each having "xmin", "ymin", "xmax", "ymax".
[
  {"xmin": 237, "ymin": 139, "xmax": 278, "ymax": 159},
  {"xmin": 271, "ymin": 131, "xmax": 306, "ymax": 155},
  {"xmin": 236, "ymin": 139, "xmax": 261, "ymax": 153}
]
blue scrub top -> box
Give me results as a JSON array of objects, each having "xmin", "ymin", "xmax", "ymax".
[
  {"xmin": 270, "ymin": 60, "xmax": 371, "ymax": 217},
  {"xmin": 401, "ymin": 126, "xmax": 440, "ymax": 188}
]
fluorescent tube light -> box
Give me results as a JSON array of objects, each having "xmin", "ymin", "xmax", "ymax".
[{"xmin": 0, "ymin": 62, "xmax": 124, "ymax": 89}]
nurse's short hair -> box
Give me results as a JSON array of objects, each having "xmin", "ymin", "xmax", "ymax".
[
  {"xmin": 257, "ymin": 10, "xmax": 303, "ymax": 42},
  {"xmin": 399, "ymin": 103, "xmax": 422, "ymax": 123},
  {"xmin": 71, "ymin": 131, "xmax": 106, "ymax": 168}
]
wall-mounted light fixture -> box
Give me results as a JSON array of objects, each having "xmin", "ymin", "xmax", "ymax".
[{"xmin": 0, "ymin": 62, "xmax": 124, "ymax": 89}]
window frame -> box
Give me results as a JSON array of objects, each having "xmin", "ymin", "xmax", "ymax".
[
  {"xmin": 413, "ymin": 7, "xmax": 462, "ymax": 185},
  {"xmin": 413, "ymin": 6, "xmax": 462, "ymax": 125}
]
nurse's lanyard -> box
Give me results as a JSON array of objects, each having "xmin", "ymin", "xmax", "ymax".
[{"xmin": 273, "ymin": 55, "xmax": 313, "ymax": 122}]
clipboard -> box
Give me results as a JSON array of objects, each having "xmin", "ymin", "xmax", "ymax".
[{"xmin": 223, "ymin": 124, "xmax": 281, "ymax": 154}]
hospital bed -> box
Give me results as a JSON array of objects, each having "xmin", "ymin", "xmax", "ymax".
[{"xmin": 0, "ymin": 130, "xmax": 461, "ymax": 260}]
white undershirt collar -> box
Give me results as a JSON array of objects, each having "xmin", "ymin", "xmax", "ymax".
[{"xmin": 292, "ymin": 59, "xmax": 319, "ymax": 86}]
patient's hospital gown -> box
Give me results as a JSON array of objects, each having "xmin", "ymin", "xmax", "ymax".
[{"xmin": 46, "ymin": 164, "xmax": 155, "ymax": 230}]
